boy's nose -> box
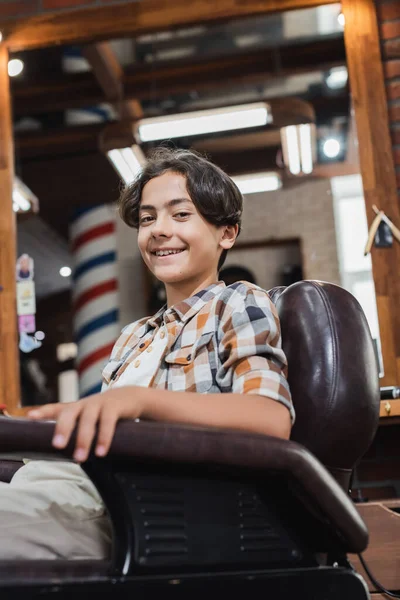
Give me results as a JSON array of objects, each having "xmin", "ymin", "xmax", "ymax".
[{"xmin": 151, "ymin": 216, "xmax": 172, "ymax": 238}]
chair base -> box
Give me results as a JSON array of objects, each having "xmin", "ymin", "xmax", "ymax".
[{"xmin": 0, "ymin": 564, "xmax": 370, "ymax": 600}]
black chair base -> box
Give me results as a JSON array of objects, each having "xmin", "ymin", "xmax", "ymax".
[{"xmin": 0, "ymin": 564, "xmax": 369, "ymax": 600}]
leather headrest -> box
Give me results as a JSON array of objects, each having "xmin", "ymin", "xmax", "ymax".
[{"xmin": 274, "ymin": 281, "xmax": 380, "ymax": 473}]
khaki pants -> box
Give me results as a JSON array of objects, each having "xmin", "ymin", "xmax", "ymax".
[{"xmin": 0, "ymin": 461, "xmax": 112, "ymax": 560}]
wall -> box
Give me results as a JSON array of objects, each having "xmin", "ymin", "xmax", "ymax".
[
  {"xmin": 117, "ymin": 217, "xmax": 147, "ymax": 328},
  {"xmin": 237, "ymin": 178, "xmax": 340, "ymax": 285},
  {"xmin": 223, "ymin": 242, "xmax": 302, "ymax": 291}
]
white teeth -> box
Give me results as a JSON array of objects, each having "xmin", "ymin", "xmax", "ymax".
[{"xmin": 155, "ymin": 249, "xmax": 183, "ymax": 256}]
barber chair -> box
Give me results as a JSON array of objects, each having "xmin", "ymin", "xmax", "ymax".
[{"xmin": 0, "ymin": 281, "xmax": 380, "ymax": 599}]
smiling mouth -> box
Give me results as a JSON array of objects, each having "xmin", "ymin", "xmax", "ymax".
[{"xmin": 152, "ymin": 249, "xmax": 185, "ymax": 257}]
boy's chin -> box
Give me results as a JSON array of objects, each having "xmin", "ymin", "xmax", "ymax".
[
  {"xmin": 154, "ymin": 273, "xmax": 187, "ymax": 285},
  {"xmin": 148, "ymin": 265, "xmax": 185, "ymax": 283}
]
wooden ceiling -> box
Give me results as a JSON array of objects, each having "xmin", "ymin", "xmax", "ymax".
[{"xmin": 8, "ymin": 1, "xmax": 351, "ymax": 245}]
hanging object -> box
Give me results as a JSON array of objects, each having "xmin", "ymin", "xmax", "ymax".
[
  {"xmin": 15, "ymin": 253, "xmax": 43, "ymax": 352},
  {"xmin": 364, "ymin": 205, "xmax": 400, "ymax": 255},
  {"xmin": 16, "ymin": 253, "xmax": 36, "ymax": 336}
]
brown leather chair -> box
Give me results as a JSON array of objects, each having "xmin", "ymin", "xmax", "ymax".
[{"xmin": 0, "ymin": 280, "xmax": 380, "ymax": 599}]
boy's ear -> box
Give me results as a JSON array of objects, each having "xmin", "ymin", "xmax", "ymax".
[{"xmin": 219, "ymin": 224, "xmax": 239, "ymax": 250}]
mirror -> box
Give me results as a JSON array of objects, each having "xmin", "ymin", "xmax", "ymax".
[{"xmin": 9, "ymin": 1, "xmax": 383, "ymax": 406}]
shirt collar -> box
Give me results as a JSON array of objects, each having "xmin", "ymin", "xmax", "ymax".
[{"xmin": 147, "ymin": 281, "xmax": 226, "ymax": 328}]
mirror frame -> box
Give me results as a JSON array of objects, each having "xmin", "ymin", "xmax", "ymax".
[{"xmin": 0, "ymin": 0, "xmax": 398, "ymax": 412}]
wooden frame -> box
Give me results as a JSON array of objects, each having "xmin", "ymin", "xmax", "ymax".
[
  {"xmin": 342, "ymin": 0, "xmax": 400, "ymax": 386},
  {"xmin": 2, "ymin": 0, "xmax": 338, "ymax": 52},
  {"xmin": 1, "ymin": 0, "xmax": 399, "ymax": 410}
]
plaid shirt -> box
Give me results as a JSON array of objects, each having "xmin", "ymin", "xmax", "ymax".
[{"xmin": 102, "ymin": 281, "xmax": 294, "ymax": 422}]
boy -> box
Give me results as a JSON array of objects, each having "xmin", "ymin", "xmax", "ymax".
[{"xmin": 2, "ymin": 148, "xmax": 293, "ymax": 560}]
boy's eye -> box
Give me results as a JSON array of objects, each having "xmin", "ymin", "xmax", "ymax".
[
  {"xmin": 175, "ymin": 212, "xmax": 190, "ymax": 218},
  {"xmin": 139, "ymin": 215, "xmax": 154, "ymax": 225}
]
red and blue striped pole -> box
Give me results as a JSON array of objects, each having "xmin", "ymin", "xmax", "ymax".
[{"xmin": 71, "ymin": 205, "xmax": 119, "ymax": 397}]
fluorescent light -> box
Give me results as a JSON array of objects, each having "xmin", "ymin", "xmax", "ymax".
[
  {"xmin": 285, "ymin": 126, "xmax": 301, "ymax": 175},
  {"xmin": 13, "ymin": 177, "xmax": 39, "ymax": 213},
  {"xmin": 232, "ymin": 172, "xmax": 282, "ymax": 194},
  {"xmin": 323, "ymin": 138, "xmax": 341, "ymax": 158},
  {"xmin": 280, "ymin": 124, "xmax": 315, "ymax": 176},
  {"xmin": 13, "ymin": 188, "xmax": 30, "ymax": 211},
  {"xmin": 299, "ymin": 124, "xmax": 313, "ymax": 175},
  {"xmin": 138, "ymin": 102, "xmax": 271, "ymax": 142},
  {"xmin": 107, "ymin": 145, "xmax": 146, "ymax": 185},
  {"xmin": 326, "ymin": 67, "xmax": 348, "ymax": 90},
  {"xmin": 8, "ymin": 58, "xmax": 24, "ymax": 77}
]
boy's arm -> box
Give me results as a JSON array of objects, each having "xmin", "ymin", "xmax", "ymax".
[
  {"xmin": 141, "ymin": 386, "xmax": 291, "ymax": 439},
  {"xmin": 28, "ymin": 385, "xmax": 291, "ymax": 463}
]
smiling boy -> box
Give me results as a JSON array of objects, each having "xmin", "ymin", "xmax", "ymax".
[{"xmin": 1, "ymin": 147, "xmax": 293, "ymax": 560}]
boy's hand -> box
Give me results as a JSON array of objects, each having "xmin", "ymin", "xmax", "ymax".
[{"xmin": 27, "ymin": 388, "xmax": 145, "ymax": 463}]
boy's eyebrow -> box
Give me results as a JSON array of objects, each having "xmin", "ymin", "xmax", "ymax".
[{"xmin": 139, "ymin": 198, "xmax": 191, "ymax": 212}]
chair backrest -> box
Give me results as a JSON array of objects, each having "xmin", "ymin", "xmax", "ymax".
[{"xmin": 269, "ymin": 280, "xmax": 380, "ymax": 492}]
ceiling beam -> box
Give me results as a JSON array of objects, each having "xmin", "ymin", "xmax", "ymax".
[
  {"xmin": 81, "ymin": 42, "xmax": 143, "ymax": 120},
  {"xmin": 14, "ymin": 123, "xmax": 103, "ymax": 161},
  {"xmin": 12, "ymin": 37, "xmax": 345, "ymax": 118},
  {"xmin": 14, "ymin": 91, "xmax": 348, "ymax": 164},
  {"xmin": 3, "ymin": 0, "xmax": 338, "ymax": 52}
]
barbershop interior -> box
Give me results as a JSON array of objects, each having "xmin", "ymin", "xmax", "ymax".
[{"xmin": 0, "ymin": 0, "xmax": 400, "ymax": 597}]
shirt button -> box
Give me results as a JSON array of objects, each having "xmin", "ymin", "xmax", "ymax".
[
  {"xmin": 160, "ymin": 331, "xmax": 166, "ymax": 339},
  {"xmin": 134, "ymin": 360, "xmax": 141, "ymax": 368},
  {"xmin": 146, "ymin": 346, "xmax": 153, "ymax": 353}
]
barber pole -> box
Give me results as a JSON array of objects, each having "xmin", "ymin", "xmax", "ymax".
[{"xmin": 70, "ymin": 205, "xmax": 119, "ymax": 397}]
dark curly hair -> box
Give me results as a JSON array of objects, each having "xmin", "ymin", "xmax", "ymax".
[{"xmin": 118, "ymin": 147, "xmax": 243, "ymax": 270}]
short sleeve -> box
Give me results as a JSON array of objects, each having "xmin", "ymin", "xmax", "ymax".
[{"xmin": 216, "ymin": 284, "xmax": 295, "ymax": 423}]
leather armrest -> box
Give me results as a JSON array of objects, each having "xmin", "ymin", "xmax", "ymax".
[{"xmin": 0, "ymin": 416, "xmax": 368, "ymax": 553}]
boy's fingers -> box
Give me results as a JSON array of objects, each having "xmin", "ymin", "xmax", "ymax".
[
  {"xmin": 52, "ymin": 402, "xmax": 83, "ymax": 450},
  {"xmin": 95, "ymin": 407, "xmax": 118, "ymax": 457},
  {"xmin": 74, "ymin": 402, "xmax": 102, "ymax": 462},
  {"xmin": 27, "ymin": 403, "xmax": 64, "ymax": 420}
]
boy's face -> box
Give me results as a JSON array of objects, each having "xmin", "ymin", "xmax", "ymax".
[{"xmin": 138, "ymin": 172, "xmax": 235, "ymax": 295}]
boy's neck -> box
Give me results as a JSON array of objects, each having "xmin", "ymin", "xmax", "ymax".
[{"xmin": 165, "ymin": 273, "xmax": 219, "ymax": 308}]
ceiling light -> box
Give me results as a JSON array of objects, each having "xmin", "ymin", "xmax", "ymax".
[
  {"xmin": 323, "ymin": 138, "xmax": 341, "ymax": 158},
  {"xmin": 326, "ymin": 67, "xmax": 348, "ymax": 90},
  {"xmin": 8, "ymin": 58, "xmax": 24, "ymax": 77},
  {"xmin": 137, "ymin": 102, "xmax": 272, "ymax": 142},
  {"xmin": 13, "ymin": 177, "xmax": 39, "ymax": 213},
  {"xmin": 280, "ymin": 124, "xmax": 316, "ymax": 176},
  {"xmin": 107, "ymin": 144, "xmax": 146, "ymax": 185},
  {"xmin": 232, "ymin": 172, "xmax": 282, "ymax": 194},
  {"xmin": 60, "ymin": 266, "xmax": 72, "ymax": 277},
  {"xmin": 338, "ymin": 13, "xmax": 345, "ymax": 27},
  {"xmin": 0, "ymin": 32, "xmax": 3, "ymax": 43}
]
